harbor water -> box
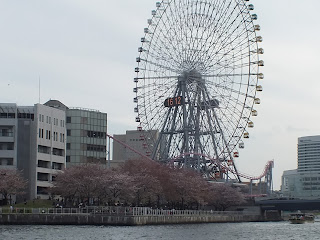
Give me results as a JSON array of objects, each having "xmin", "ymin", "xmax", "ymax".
[{"xmin": 1, "ymin": 221, "xmax": 320, "ymax": 240}]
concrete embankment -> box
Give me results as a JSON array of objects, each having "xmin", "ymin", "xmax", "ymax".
[
  {"xmin": 0, "ymin": 207, "xmax": 279, "ymax": 225},
  {"xmin": 0, "ymin": 213, "xmax": 266, "ymax": 225}
]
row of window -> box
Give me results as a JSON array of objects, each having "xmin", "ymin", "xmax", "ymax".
[
  {"xmin": 66, "ymin": 143, "xmax": 106, "ymax": 152},
  {"xmin": 0, "ymin": 113, "xmax": 15, "ymax": 118},
  {"xmin": 38, "ymin": 145, "xmax": 65, "ymax": 156},
  {"xmin": 39, "ymin": 114, "xmax": 65, "ymax": 127},
  {"xmin": 38, "ymin": 128, "xmax": 65, "ymax": 143},
  {"xmin": 0, "ymin": 112, "xmax": 35, "ymax": 120},
  {"xmin": 66, "ymin": 116, "xmax": 107, "ymax": 127},
  {"xmin": 303, "ymin": 187, "xmax": 320, "ymax": 191},
  {"xmin": 87, "ymin": 144, "xmax": 106, "ymax": 152},
  {"xmin": 37, "ymin": 160, "xmax": 63, "ymax": 170},
  {"xmin": 129, "ymin": 138, "xmax": 144, "ymax": 141},
  {"xmin": 66, "ymin": 129, "xmax": 106, "ymax": 139},
  {"xmin": 87, "ymin": 131, "xmax": 106, "ymax": 139},
  {"xmin": 301, "ymin": 177, "xmax": 320, "ymax": 181},
  {"xmin": 303, "ymin": 182, "xmax": 320, "ymax": 186},
  {"xmin": 65, "ymin": 155, "xmax": 105, "ymax": 164}
]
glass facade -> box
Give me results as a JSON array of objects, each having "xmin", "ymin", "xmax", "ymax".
[{"xmin": 66, "ymin": 108, "xmax": 107, "ymax": 166}]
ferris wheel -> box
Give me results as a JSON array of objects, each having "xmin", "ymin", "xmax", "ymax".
[{"xmin": 133, "ymin": 0, "xmax": 264, "ymax": 181}]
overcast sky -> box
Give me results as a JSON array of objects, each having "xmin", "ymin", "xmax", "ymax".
[{"xmin": 1, "ymin": 0, "xmax": 320, "ymax": 190}]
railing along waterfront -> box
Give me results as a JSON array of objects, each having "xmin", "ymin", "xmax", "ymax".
[{"xmin": 0, "ymin": 207, "xmax": 247, "ymax": 217}]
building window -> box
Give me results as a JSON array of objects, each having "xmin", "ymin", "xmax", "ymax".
[
  {"xmin": 0, "ymin": 143, "xmax": 14, "ymax": 150},
  {"xmin": 37, "ymin": 172, "xmax": 49, "ymax": 182},
  {"xmin": 0, "ymin": 113, "xmax": 7, "ymax": 118},
  {"xmin": 0, "ymin": 158, "xmax": 13, "ymax": 165},
  {"xmin": 66, "ymin": 143, "xmax": 70, "ymax": 150},
  {"xmin": 38, "ymin": 145, "xmax": 50, "ymax": 154},
  {"xmin": 52, "ymin": 162, "xmax": 62, "ymax": 170},
  {"xmin": 49, "ymin": 117, "xmax": 51, "ymax": 124},
  {"xmin": 38, "ymin": 160, "xmax": 49, "ymax": 168},
  {"xmin": 0, "ymin": 127, "xmax": 14, "ymax": 137},
  {"xmin": 52, "ymin": 148, "xmax": 64, "ymax": 156},
  {"xmin": 8, "ymin": 113, "xmax": 15, "ymax": 118},
  {"xmin": 62, "ymin": 134, "xmax": 65, "ymax": 142},
  {"xmin": 46, "ymin": 130, "xmax": 48, "ymax": 139},
  {"xmin": 66, "ymin": 117, "xmax": 71, "ymax": 123},
  {"xmin": 66, "ymin": 156, "xmax": 70, "ymax": 162},
  {"xmin": 37, "ymin": 186, "xmax": 49, "ymax": 195},
  {"xmin": 39, "ymin": 128, "xmax": 41, "ymax": 138},
  {"xmin": 46, "ymin": 116, "xmax": 48, "ymax": 123},
  {"xmin": 67, "ymin": 130, "xmax": 71, "ymax": 136}
]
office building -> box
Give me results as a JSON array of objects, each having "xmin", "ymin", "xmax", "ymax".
[
  {"xmin": 44, "ymin": 100, "xmax": 108, "ymax": 167},
  {"xmin": 281, "ymin": 135, "xmax": 320, "ymax": 199},
  {"xmin": 0, "ymin": 103, "xmax": 66, "ymax": 200}
]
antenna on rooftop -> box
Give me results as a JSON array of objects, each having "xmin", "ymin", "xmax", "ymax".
[{"xmin": 38, "ymin": 76, "xmax": 41, "ymax": 104}]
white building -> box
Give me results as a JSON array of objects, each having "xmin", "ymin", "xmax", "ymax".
[
  {"xmin": 0, "ymin": 103, "xmax": 66, "ymax": 200},
  {"xmin": 281, "ymin": 135, "xmax": 320, "ymax": 199}
]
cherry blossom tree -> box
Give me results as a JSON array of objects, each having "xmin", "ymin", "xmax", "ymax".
[
  {"xmin": 52, "ymin": 160, "xmax": 245, "ymax": 210},
  {"xmin": 120, "ymin": 159, "xmax": 163, "ymax": 206},
  {"xmin": 101, "ymin": 168, "xmax": 136, "ymax": 205},
  {"xmin": 206, "ymin": 183, "xmax": 245, "ymax": 211},
  {"xmin": 0, "ymin": 169, "xmax": 27, "ymax": 205},
  {"xmin": 52, "ymin": 164, "xmax": 105, "ymax": 206}
]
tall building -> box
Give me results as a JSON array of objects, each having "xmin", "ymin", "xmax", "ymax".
[
  {"xmin": 281, "ymin": 135, "xmax": 320, "ymax": 199},
  {"xmin": 44, "ymin": 100, "xmax": 108, "ymax": 167},
  {"xmin": 0, "ymin": 103, "xmax": 66, "ymax": 200},
  {"xmin": 298, "ymin": 136, "xmax": 320, "ymax": 173}
]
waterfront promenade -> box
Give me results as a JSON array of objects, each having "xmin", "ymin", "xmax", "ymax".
[{"xmin": 0, "ymin": 206, "xmax": 275, "ymax": 225}]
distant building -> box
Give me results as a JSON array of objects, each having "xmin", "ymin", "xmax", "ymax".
[
  {"xmin": 0, "ymin": 103, "xmax": 19, "ymax": 170},
  {"xmin": 0, "ymin": 103, "xmax": 66, "ymax": 200},
  {"xmin": 113, "ymin": 130, "xmax": 158, "ymax": 162},
  {"xmin": 281, "ymin": 169, "xmax": 299, "ymax": 198},
  {"xmin": 281, "ymin": 135, "xmax": 320, "ymax": 199},
  {"xmin": 44, "ymin": 100, "xmax": 108, "ymax": 167}
]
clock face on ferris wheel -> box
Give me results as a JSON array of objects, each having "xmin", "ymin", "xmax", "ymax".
[{"xmin": 133, "ymin": 0, "xmax": 264, "ymax": 180}]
